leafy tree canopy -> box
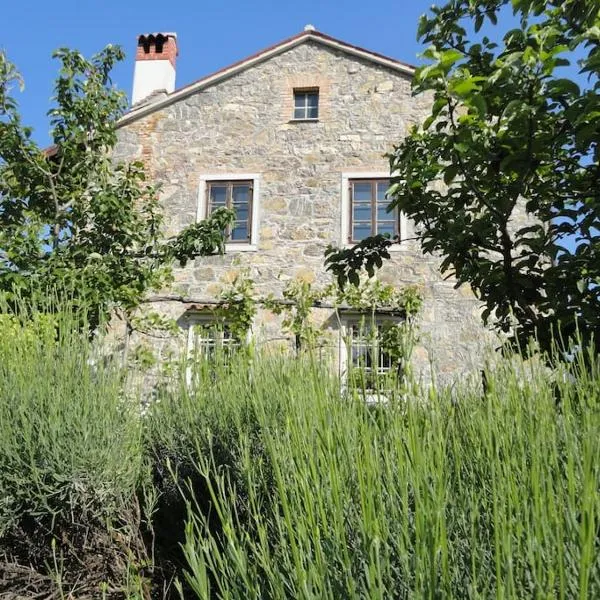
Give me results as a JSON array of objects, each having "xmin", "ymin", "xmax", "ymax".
[
  {"xmin": 327, "ymin": 0, "xmax": 600, "ymax": 355},
  {"xmin": 0, "ymin": 46, "xmax": 233, "ymax": 327}
]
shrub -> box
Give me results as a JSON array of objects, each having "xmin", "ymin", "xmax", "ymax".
[
  {"xmin": 178, "ymin": 350, "xmax": 600, "ymax": 599},
  {"xmin": 0, "ymin": 305, "xmax": 147, "ymax": 596}
]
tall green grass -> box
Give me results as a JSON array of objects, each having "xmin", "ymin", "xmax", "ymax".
[
  {"xmin": 157, "ymin": 350, "xmax": 600, "ymax": 599},
  {"xmin": 0, "ymin": 306, "xmax": 149, "ymax": 598},
  {"xmin": 0, "ymin": 310, "xmax": 144, "ymax": 535},
  {"xmin": 1, "ymin": 303, "xmax": 599, "ymax": 599}
]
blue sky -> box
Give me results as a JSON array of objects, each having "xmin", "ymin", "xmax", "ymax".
[{"xmin": 3, "ymin": 0, "xmax": 430, "ymax": 145}]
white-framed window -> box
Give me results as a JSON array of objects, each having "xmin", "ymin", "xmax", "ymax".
[
  {"xmin": 339, "ymin": 314, "xmax": 406, "ymax": 399},
  {"xmin": 185, "ymin": 313, "xmax": 249, "ymax": 386},
  {"xmin": 197, "ymin": 174, "xmax": 260, "ymax": 251},
  {"xmin": 340, "ymin": 172, "xmax": 407, "ymax": 249},
  {"xmin": 293, "ymin": 88, "xmax": 319, "ymax": 120},
  {"xmin": 188, "ymin": 320, "xmax": 240, "ymax": 361}
]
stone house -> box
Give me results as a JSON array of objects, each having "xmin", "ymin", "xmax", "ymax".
[{"xmin": 116, "ymin": 27, "xmax": 490, "ymax": 385}]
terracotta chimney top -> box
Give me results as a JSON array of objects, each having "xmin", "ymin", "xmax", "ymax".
[{"xmin": 136, "ymin": 33, "xmax": 178, "ymax": 67}]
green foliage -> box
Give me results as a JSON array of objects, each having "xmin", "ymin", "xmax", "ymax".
[
  {"xmin": 0, "ymin": 303, "xmax": 149, "ymax": 600},
  {"xmin": 3, "ymin": 300, "xmax": 600, "ymax": 598},
  {"xmin": 329, "ymin": 280, "xmax": 422, "ymax": 391},
  {"xmin": 0, "ymin": 309, "xmax": 144, "ymax": 535},
  {"xmin": 379, "ymin": 319, "xmax": 418, "ymax": 367},
  {"xmin": 263, "ymin": 277, "xmax": 423, "ymax": 355},
  {"xmin": 265, "ymin": 279, "xmax": 325, "ymax": 350},
  {"xmin": 387, "ymin": 0, "xmax": 600, "ymax": 353},
  {"xmin": 216, "ymin": 271, "xmax": 258, "ymax": 342},
  {"xmin": 130, "ymin": 310, "xmax": 180, "ymax": 337},
  {"xmin": 329, "ymin": 278, "xmax": 422, "ymax": 318},
  {"xmin": 0, "ymin": 47, "xmax": 233, "ymax": 328},
  {"xmin": 168, "ymin": 206, "xmax": 234, "ymax": 267},
  {"xmin": 324, "ymin": 235, "xmax": 392, "ymax": 289},
  {"xmin": 177, "ymin": 346, "xmax": 600, "ymax": 599},
  {"xmin": 0, "ymin": 302, "xmax": 162, "ymax": 596}
]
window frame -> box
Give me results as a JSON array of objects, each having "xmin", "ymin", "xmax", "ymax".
[
  {"xmin": 349, "ymin": 178, "xmax": 398, "ymax": 243},
  {"xmin": 196, "ymin": 174, "xmax": 260, "ymax": 251},
  {"xmin": 206, "ymin": 180, "xmax": 253, "ymax": 245},
  {"xmin": 338, "ymin": 314, "xmax": 405, "ymax": 402},
  {"xmin": 340, "ymin": 172, "xmax": 407, "ymax": 250},
  {"xmin": 188, "ymin": 319, "xmax": 240, "ymax": 359},
  {"xmin": 185, "ymin": 312, "xmax": 252, "ymax": 386},
  {"xmin": 292, "ymin": 87, "xmax": 320, "ymax": 121}
]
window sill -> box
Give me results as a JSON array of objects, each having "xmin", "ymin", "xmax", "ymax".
[
  {"xmin": 340, "ymin": 387, "xmax": 392, "ymax": 405},
  {"xmin": 343, "ymin": 242, "xmax": 406, "ymax": 252},
  {"xmin": 224, "ymin": 243, "xmax": 257, "ymax": 252},
  {"xmin": 289, "ymin": 118, "xmax": 319, "ymax": 123}
]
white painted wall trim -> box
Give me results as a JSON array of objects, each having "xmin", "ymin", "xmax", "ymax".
[
  {"xmin": 132, "ymin": 60, "xmax": 176, "ymax": 106},
  {"xmin": 197, "ymin": 173, "xmax": 261, "ymax": 252},
  {"xmin": 340, "ymin": 171, "xmax": 407, "ymax": 250}
]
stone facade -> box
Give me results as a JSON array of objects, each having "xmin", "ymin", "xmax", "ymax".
[{"xmin": 116, "ymin": 34, "xmax": 493, "ymax": 383}]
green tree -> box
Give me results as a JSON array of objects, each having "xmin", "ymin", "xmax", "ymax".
[
  {"xmin": 328, "ymin": 0, "xmax": 600, "ymax": 355},
  {"xmin": 0, "ymin": 46, "xmax": 233, "ymax": 327}
]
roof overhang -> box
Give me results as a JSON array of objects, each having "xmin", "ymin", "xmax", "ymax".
[{"xmin": 118, "ymin": 29, "xmax": 416, "ymax": 127}]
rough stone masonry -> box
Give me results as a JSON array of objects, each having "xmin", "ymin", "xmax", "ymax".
[{"xmin": 115, "ymin": 34, "xmax": 497, "ymax": 383}]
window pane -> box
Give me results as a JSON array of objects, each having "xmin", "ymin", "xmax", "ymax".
[
  {"xmin": 232, "ymin": 185, "xmax": 250, "ymax": 203},
  {"xmin": 376, "ymin": 181, "xmax": 390, "ymax": 201},
  {"xmin": 379, "ymin": 349, "xmax": 392, "ymax": 371},
  {"xmin": 377, "ymin": 222, "xmax": 396, "ymax": 237},
  {"xmin": 233, "ymin": 205, "xmax": 248, "ymax": 221},
  {"xmin": 230, "ymin": 223, "xmax": 248, "ymax": 241},
  {"xmin": 210, "ymin": 185, "xmax": 227, "ymax": 206},
  {"xmin": 353, "ymin": 204, "xmax": 372, "ymax": 222},
  {"xmin": 353, "ymin": 183, "xmax": 372, "ymax": 202},
  {"xmin": 294, "ymin": 94, "xmax": 305, "ymax": 108},
  {"xmin": 353, "ymin": 223, "xmax": 372, "ymax": 241},
  {"xmin": 353, "ymin": 345, "xmax": 374, "ymax": 369},
  {"xmin": 307, "ymin": 105, "xmax": 318, "ymax": 119},
  {"xmin": 306, "ymin": 93, "xmax": 319, "ymax": 108},
  {"xmin": 377, "ymin": 203, "xmax": 394, "ymax": 221},
  {"xmin": 294, "ymin": 106, "xmax": 306, "ymax": 119}
]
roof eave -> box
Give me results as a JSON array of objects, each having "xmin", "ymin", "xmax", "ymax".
[{"xmin": 118, "ymin": 30, "xmax": 415, "ymax": 128}]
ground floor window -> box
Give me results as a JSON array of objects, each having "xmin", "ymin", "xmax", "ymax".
[
  {"xmin": 342, "ymin": 316, "xmax": 406, "ymax": 395},
  {"xmin": 189, "ymin": 321, "xmax": 240, "ymax": 360},
  {"xmin": 186, "ymin": 316, "xmax": 244, "ymax": 385}
]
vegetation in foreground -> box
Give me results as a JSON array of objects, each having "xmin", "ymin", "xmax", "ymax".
[{"xmin": 0, "ymin": 308, "xmax": 598, "ymax": 599}]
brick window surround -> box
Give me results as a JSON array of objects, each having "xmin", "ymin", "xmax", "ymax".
[{"xmin": 283, "ymin": 75, "xmax": 330, "ymax": 122}]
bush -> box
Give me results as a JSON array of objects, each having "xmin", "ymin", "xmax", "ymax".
[
  {"xmin": 177, "ymin": 350, "xmax": 600, "ymax": 599},
  {"xmin": 1, "ymin": 302, "xmax": 599, "ymax": 599},
  {"xmin": 0, "ymin": 306, "xmax": 147, "ymax": 597}
]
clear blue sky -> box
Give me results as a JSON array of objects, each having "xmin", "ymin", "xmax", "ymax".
[{"xmin": 3, "ymin": 0, "xmax": 431, "ymax": 145}]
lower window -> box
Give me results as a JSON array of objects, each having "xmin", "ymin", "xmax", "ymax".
[
  {"xmin": 343, "ymin": 317, "xmax": 405, "ymax": 395},
  {"xmin": 190, "ymin": 321, "xmax": 240, "ymax": 361},
  {"xmin": 186, "ymin": 317, "xmax": 242, "ymax": 386}
]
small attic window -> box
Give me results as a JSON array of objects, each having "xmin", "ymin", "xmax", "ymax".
[{"xmin": 293, "ymin": 88, "xmax": 319, "ymax": 120}]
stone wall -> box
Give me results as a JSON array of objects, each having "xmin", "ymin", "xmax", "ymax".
[{"xmin": 115, "ymin": 40, "xmax": 494, "ymax": 383}]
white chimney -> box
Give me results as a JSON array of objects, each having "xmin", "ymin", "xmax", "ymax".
[{"xmin": 132, "ymin": 32, "xmax": 178, "ymax": 105}]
